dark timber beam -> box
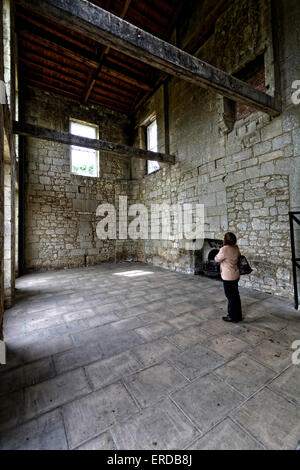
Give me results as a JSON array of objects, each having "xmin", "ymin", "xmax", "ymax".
[
  {"xmin": 82, "ymin": 0, "xmax": 132, "ymax": 103},
  {"xmin": 13, "ymin": 121, "xmax": 176, "ymax": 164},
  {"xmin": 15, "ymin": 0, "xmax": 282, "ymax": 116}
]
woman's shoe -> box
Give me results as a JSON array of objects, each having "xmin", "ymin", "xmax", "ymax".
[{"xmin": 222, "ymin": 315, "xmax": 241, "ymax": 323}]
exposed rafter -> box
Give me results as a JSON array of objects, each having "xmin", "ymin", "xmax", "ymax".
[
  {"xmin": 82, "ymin": 0, "xmax": 132, "ymax": 104},
  {"xmin": 13, "ymin": 121, "xmax": 176, "ymax": 164},
  {"xmin": 15, "ymin": 0, "xmax": 282, "ymax": 116},
  {"xmin": 132, "ymin": 0, "xmax": 234, "ymax": 113}
]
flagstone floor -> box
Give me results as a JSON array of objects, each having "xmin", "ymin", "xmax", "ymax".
[{"xmin": 0, "ymin": 263, "xmax": 299, "ymax": 450}]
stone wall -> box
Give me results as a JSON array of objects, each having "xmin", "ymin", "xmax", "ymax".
[
  {"xmin": 24, "ymin": 86, "xmax": 132, "ymax": 271},
  {"xmin": 1, "ymin": 0, "xmax": 18, "ymax": 334},
  {"xmin": 0, "ymin": 90, "xmax": 4, "ymax": 339},
  {"xmin": 128, "ymin": 0, "xmax": 300, "ymax": 299},
  {"xmin": 20, "ymin": 0, "xmax": 300, "ymax": 301}
]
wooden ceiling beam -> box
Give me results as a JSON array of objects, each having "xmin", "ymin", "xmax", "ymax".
[
  {"xmin": 19, "ymin": 38, "xmax": 91, "ymax": 73},
  {"xmin": 20, "ymin": 58, "xmax": 85, "ymax": 86},
  {"xmin": 13, "ymin": 121, "xmax": 176, "ymax": 164},
  {"xmin": 93, "ymin": 81, "xmax": 135, "ymax": 98},
  {"xmin": 182, "ymin": 0, "xmax": 234, "ymax": 53},
  {"xmin": 16, "ymin": 0, "xmax": 281, "ymax": 116},
  {"xmin": 82, "ymin": 0, "xmax": 132, "ymax": 104},
  {"xmin": 91, "ymin": 89, "xmax": 132, "ymax": 105},
  {"xmin": 131, "ymin": 0, "xmax": 235, "ymax": 114},
  {"xmin": 88, "ymin": 97, "xmax": 130, "ymax": 114},
  {"xmin": 104, "ymin": 55, "xmax": 151, "ymax": 78},
  {"xmin": 130, "ymin": 0, "xmax": 185, "ymax": 113},
  {"xmin": 129, "ymin": 2, "xmax": 168, "ymax": 29},
  {"xmin": 24, "ymin": 78, "xmax": 81, "ymax": 100},
  {"xmin": 22, "ymin": 70, "xmax": 83, "ymax": 93},
  {"xmin": 20, "ymin": 50, "xmax": 88, "ymax": 80},
  {"xmin": 16, "ymin": 9, "xmax": 97, "ymax": 54},
  {"xmin": 100, "ymin": 65, "xmax": 152, "ymax": 91},
  {"xmin": 19, "ymin": 30, "xmax": 99, "ymax": 68}
]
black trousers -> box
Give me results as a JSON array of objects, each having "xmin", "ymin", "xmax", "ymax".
[{"xmin": 222, "ymin": 280, "xmax": 242, "ymax": 321}]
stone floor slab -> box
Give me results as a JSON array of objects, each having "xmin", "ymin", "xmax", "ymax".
[
  {"xmin": 76, "ymin": 431, "xmax": 116, "ymax": 450},
  {"xmin": 24, "ymin": 368, "xmax": 91, "ymax": 421},
  {"xmin": 188, "ymin": 418, "xmax": 264, "ymax": 450},
  {"xmin": 124, "ymin": 362, "xmax": 188, "ymax": 408},
  {"xmin": 248, "ymin": 339, "xmax": 292, "ymax": 372},
  {"xmin": 201, "ymin": 318, "xmax": 240, "ymax": 335},
  {"xmin": 0, "ymin": 410, "xmax": 68, "ymax": 450},
  {"xmin": 233, "ymin": 388, "xmax": 300, "ymax": 450},
  {"xmin": 0, "ymin": 357, "xmax": 55, "ymax": 397},
  {"xmin": 215, "ymin": 353, "xmax": 276, "ymax": 396},
  {"xmin": 172, "ymin": 374, "xmax": 244, "ymax": 432},
  {"xmin": 167, "ymin": 326, "xmax": 212, "ymax": 350},
  {"xmin": 231, "ymin": 324, "xmax": 273, "ymax": 345},
  {"xmin": 204, "ymin": 334, "xmax": 250, "ymax": 359},
  {"xmin": 247, "ymin": 315, "xmax": 288, "ymax": 332},
  {"xmin": 131, "ymin": 338, "xmax": 180, "ymax": 367},
  {"xmin": 85, "ymin": 352, "xmax": 142, "ymax": 390},
  {"xmin": 169, "ymin": 344, "xmax": 226, "ymax": 380},
  {"xmin": 63, "ymin": 382, "xmax": 138, "ymax": 448},
  {"xmin": 53, "ymin": 341, "xmax": 105, "ymax": 374},
  {"xmin": 0, "ymin": 391, "xmax": 24, "ymax": 432},
  {"xmin": 268, "ymin": 366, "xmax": 300, "ymax": 406},
  {"xmin": 15, "ymin": 334, "xmax": 74, "ymax": 363},
  {"xmin": 111, "ymin": 399, "xmax": 199, "ymax": 450},
  {"xmin": 134, "ymin": 322, "xmax": 176, "ymax": 341},
  {"xmin": 2, "ymin": 263, "xmax": 298, "ymax": 450},
  {"xmin": 167, "ymin": 313, "xmax": 201, "ymax": 330}
]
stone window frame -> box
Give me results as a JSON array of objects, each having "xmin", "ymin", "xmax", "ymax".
[
  {"xmin": 138, "ymin": 113, "xmax": 161, "ymax": 177},
  {"xmin": 69, "ymin": 118, "xmax": 100, "ymax": 179}
]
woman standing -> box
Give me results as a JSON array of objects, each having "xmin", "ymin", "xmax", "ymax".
[{"xmin": 215, "ymin": 232, "xmax": 243, "ymax": 323}]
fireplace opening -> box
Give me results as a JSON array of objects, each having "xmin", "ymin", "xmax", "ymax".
[
  {"xmin": 208, "ymin": 249, "xmax": 220, "ymax": 261},
  {"xmin": 194, "ymin": 239, "xmax": 223, "ymax": 278}
]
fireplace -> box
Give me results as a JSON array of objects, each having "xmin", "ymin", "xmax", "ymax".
[{"xmin": 195, "ymin": 238, "xmax": 223, "ymax": 278}]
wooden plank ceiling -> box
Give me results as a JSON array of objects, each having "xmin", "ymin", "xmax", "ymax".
[{"xmin": 16, "ymin": 0, "xmax": 184, "ymax": 115}]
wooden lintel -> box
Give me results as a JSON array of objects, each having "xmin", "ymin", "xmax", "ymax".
[
  {"xmin": 13, "ymin": 121, "xmax": 176, "ymax": 164},
  {"xmin": 15, "ymin": 0, "xmax": 282, "ymax": 116}
]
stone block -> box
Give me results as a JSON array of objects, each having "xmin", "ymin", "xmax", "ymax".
[
  {"xmin": 168, "ymin": 344, "xmax": 226, "ymax": 380},
  {"xmin": 189, "ymin": 418, "xmax": 263, "ymax": 450},
  {"xmin": 233, "ymin": 388, "xmax": 300, "ymax": 449},
  {"xmin": 63, "ymin": 382, "xmax": 138, "ymax": 449},
  {"xmin": 172, "ymin": 373, "xmax": 244, "ymax": 432},
  {"xmin": 85, "ymin": 352, "xmax": 141, "ymax": 390},
  {"xmin": 124, "ymin": 362, "xmax": 188, "ymax": 408},
  {"xmin": 215, "ymin": 353, "xmax": 276, "ymax": 396},
  {"xmin": 76, "ymin": 431, "xmax": 116, "ymax": 450},
  {"xmin": 204, "ymin": 334, "xmax": 250, "ymax": 359},
  {"xmin": 131, "ymin": 338, "xmax": 180, "ymax": 367},
  {"xmin": 0, "ymin": 410, "xmax": 68, "ymax": 450},
  {"xmin": 269, "ymin": 366, "xmax": 300, "ymax": 406},
  {"xmin": 24, "ymin": 368, "xmax": 91, "ymax": 421},
  {"xmin": 261, "ymin": 119, "xmax": 282, "ymax": 141},
  {"xmin": 111, "ymin": 398, "xmax": 199, "ymax": 450}
]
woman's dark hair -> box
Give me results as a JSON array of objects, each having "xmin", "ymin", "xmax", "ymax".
[{"xmin": 224, "ymin": 232, "xmax": 237, "ymax": 246}]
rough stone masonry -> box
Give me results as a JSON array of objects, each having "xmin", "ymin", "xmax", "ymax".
[{"xmin": 22, "ymin": 0, "xmax": 300, "ymax": 300}]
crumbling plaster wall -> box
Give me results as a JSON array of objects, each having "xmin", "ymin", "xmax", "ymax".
[
  {"xmin": 24, "ymin": 86, "xmax": 132, "ymax": 271},
  {"xmin": 129, "ymin": 0, "xmax": 300, "ymax": 298}
]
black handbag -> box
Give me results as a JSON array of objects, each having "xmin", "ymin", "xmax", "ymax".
[{"xmin": 238, "ymin": 255, "xmax": 253, "ymax": 275}]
